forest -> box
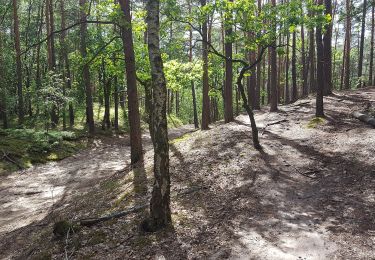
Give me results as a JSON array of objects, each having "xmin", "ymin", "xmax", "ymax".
[{"xmin": 0, "ymin": 0, "xmax": 374, "ymax": 259}]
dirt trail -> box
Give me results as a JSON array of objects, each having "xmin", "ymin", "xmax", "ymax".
[
  {"xmin": 0, "ymin": 125, "xmax": 195, "ymax": 235},
  {"xmin": 1, "ymin": 89, "xmax": 374, "ymax": 260}
]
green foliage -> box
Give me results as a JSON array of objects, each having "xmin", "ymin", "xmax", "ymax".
[
  {"xmin": 164, "ymin": 60, "xmax": 202, "ymax": 91},
  {"xmin": 37, "ymin": 71, "xmax": 71, "ymax": 132}
]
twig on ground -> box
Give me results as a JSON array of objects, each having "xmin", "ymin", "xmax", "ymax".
[{"xmin": 262, "ymin": 119, "xmax": 288, "ymax": 135}]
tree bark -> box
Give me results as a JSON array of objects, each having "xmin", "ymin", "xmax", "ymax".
[
  {"xmin": 370, "ymin": 4, "xmax": 375, "ymax": 86},
  {"xmin": 248, "ymin": 33, "xmax": 257, "ymax": 109},
  {"xmin": 46, "ymin": 0, "xmax": 59, "ymax": 128},
  {"xmin": 270, "ymin": 0, "xmax": 278, "ymax": 112},
  {"xmin": 301, "ymin": 21, "xmax": 308, "ymax": 97},
  {"xmin": 60, "ymin": 0, "xmax": 74, "ymax": 128},
  {"xmin": 0, "ymin": 30, "xmax": 7, "ymax": 129},
  {"xmin": 285, "ymin": 32, "xmax": 290, "ymax": 104},
  {"xmin": 188, "ymin": 1, "xmax": 199, "ymax": 129},
  {"xmin": 357, "ymin": 0, "xmax": 367, "ymax": 87},
  {"xmin": 323, "ymin": 0, "xmax": 333, "ymax": 95},
  {"xmin": 308, "ymin": 9, "xmax": 316, "ymax": 93},
  {"xmin": 201, "ymin": 0, "xmax": 210, "ymax": 130},
  {"xmin": 12, "ymin": 0, "xmax": 24, "ymax": 124},
  {"xmin": 145, "ymin": 0, "xmax": 171, "ymax": 231},
  {"xmin": 254, "ymin": 0, "xmax": 262, "ymax": 110},
  {"xmin": 101, "ymin": 59, "xmax": 111, "ymax": 130},
  {"xmin": 224, "ymin": 0, "xmax": 234, "ymax": 123},
  {"xmin": 343, "ymin": 0, "xmax": 351, "ymax": 90},
  {"xmin": 80, "ymin": 0, "xmax": 95, "ymax": 134},
  {"xmin": 119, "ymin": 0, "xmax": 144, "ymax": 164},
  {"xmin": 292, "ymin": 31, "xmax": 297, "ymax": 102},
  {"xmin": 316, "ymin": 0, "xmax": 325, "ymax": 117}
]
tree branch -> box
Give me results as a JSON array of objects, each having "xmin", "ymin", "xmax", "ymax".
[{"xmin": 21, "ymin": 20, "xmax": 118, "ymax": 55}]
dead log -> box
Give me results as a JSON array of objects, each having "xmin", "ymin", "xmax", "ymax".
[{"xmin": 352, "ymin": 111, "xmax": 375, "ymax": 127}]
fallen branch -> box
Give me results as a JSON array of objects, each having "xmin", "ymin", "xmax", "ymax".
[
  {"xmin": 1, "ymin": 150, "xmax": 23, "ymax": 169},
  {"xmin": 352, "ymin": 111, "xmax": 375, "ymax": 127},
  {"xmin": 79, "ymin": 204, "xmax": 148, "ymax": 227},
  {"xmin": 262, "ymin": 119, "xmax": 288, "ymax": 135},
  {"xmin": 292, "ymin": 101, "xmax": 311, "ymax": 106}
]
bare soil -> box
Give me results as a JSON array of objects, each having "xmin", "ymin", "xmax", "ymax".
[{"xmin": 0, "ymin": 88, "xmax": 374, "ymax": 260}]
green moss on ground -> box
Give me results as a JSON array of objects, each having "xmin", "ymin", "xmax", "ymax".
[
  {"xmin": 0, "ymin": 129, "xmax": 86, "ymax": 175},
  {"xmin": 307, "ymin": 117, "xmax": 326, "ymax": 128}
]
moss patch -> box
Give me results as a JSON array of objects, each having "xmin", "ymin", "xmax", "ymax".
[
  {"xmin": 307, "ymin": 117, "xmax": 326, "ymax": 128},
  {"xmin": 170, "ymin": 132, "xmax": 192, "ymax": 144}
]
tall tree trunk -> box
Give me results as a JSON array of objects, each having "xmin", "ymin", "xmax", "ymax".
[
  {"xmin": 80, "ymin": 0, "xmax": 95, "ymax": 134},
  {"xmin": 188, "ymin": 1, "xmax": 199, "ymax": 128},
  {"xmin": 201, "ymin": 0, "xmax": 210, "ymax": 129},
  {"xmin": 0, "ymin": 30, "xmax": 7, "ymax": 129},
  {"xmin": 248, "ymin": 33, "xmax": 257, "ymax": 109},
  {"xmin": 254, "ymin": 0, "xmax": 262, "ymax": 110},
  {"xmin": 285, "ymin": 32, "xmax": 290, "ymax": 104},
  {"xmin": 60, "ymin": 0, "xmax": 74, "ymax": 128},
  {"xmin": 370, "ymin": 4, "xmax": 375, "ymax": 86},
  {"xmin": 145, "ymin": 0, "xmax": 171, "ymax": 231},
  {"xmin": 101, "ymin": 59, "xmax": 111, "ymax": 130},
  {"xmin": 309, "ymin": 9, "xmax": 316, "ymax": 93},
  {"xmin": 333, "ymin": 24, "xmax": 339, "ymax": 88},
  {"xmin": 358, "ymin": 0, "xmax": 367, "ymax": 87},
  {"xmin": 292, "ymin": 31, "xmax": 297, "ymax": 102},
  {"xmin": 323, "ymin": 0, "xmax": 333, "ymax": 95},
  {"xmin": 270, "ymin": 0, "xmax": 278, "ymax": 111},
  {"xmin": 301, "ymin": 22, "xmax": 308, "ymax": 97},
  {"xmin": 316, "ymin": 0, "xmax": 325, "ymax": 117},
  {"xmin": 224, "ymin": 0, "xmax": 234, "ymax": 122},
  {"xmin": 119, "ymin": 0, "xmax": 144, "ymax": 164},
  {"xmin": 12, "ymin": 0, "xmax": 24, "ymax": 124},
  {"xmin": 343, "ymin": 0, "xmax": 352, "ymax": 89},
  {"xmin": 46, "ymin": 0, "xmax": 59, "ymax": 127}
]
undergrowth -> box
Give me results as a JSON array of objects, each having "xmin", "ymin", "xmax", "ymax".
[{"xmin": 0, "ymin": 129, "xmax": 86, "ymax": 175}]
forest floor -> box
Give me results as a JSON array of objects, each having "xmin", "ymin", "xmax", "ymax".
[{"xmin": 1, "ymin": 87, "xmax": 375, "ymax": 260}]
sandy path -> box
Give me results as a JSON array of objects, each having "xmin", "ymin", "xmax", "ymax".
[{"xmin": 0, "ymin": 125, "xmax": 195, "ymax": 235}]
